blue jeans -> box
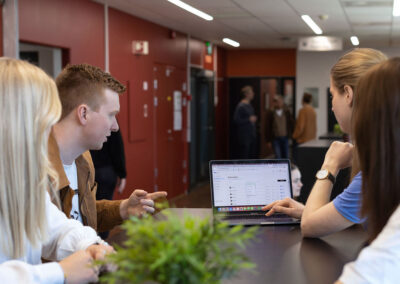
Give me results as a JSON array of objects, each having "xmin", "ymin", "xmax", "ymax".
[{"xmin": 273, "ymin": 136, "xmax": 289, "ymax": 159}]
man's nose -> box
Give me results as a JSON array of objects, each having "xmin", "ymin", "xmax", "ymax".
[{"xmin": 111, "ymin": 119, "xmax": 119, "ymax": 132}]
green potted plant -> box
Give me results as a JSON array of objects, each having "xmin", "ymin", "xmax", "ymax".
[{"xmin": 99, "ymin": 209, "xmax": 257, "ymax": 284}]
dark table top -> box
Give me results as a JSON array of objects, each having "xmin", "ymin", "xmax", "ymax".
[{"xmin": 107, "ymin": 208, "xmax": 367, "ymax": 284}]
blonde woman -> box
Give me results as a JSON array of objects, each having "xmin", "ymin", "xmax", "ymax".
[{"xmin": 0, "ymin": 58, "xmax": 112, "ymax": 283}]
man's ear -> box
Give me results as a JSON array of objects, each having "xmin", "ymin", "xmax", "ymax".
[
  {"xmin": 343, "ymin": 85, "xmax": 354, "ymax": 107},
  {"xmin": 76, "ymin": 104, "xmax": 89, "ymax": 125}
]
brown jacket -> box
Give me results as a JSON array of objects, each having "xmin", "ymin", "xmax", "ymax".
[
  {"xmin": 265, "ymin": 108, "xmax": 294, "ymax": 142},
  {"xmin": 48, "ymin": 132, "xmax": 123, "ymax": 232},
  {"xmin": 292, "ymin": 104, "xmax": 317, "ymax": 144}
]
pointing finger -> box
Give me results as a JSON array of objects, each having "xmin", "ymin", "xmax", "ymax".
[{"xmin": 147, "ymin": 191, "xmax": 168, "ymax": 200}]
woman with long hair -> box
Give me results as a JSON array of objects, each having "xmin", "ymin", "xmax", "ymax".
[
  {"xmin": 0, "ymin": 58, "xmax": 111, "ymax": 283},
  {"xmin": 263, "ymin": 48, "xmax": 387, "ymax": 237},
  {"xmin": 337, "ymin": 56, "xmax": 400, "ymax": 283}
]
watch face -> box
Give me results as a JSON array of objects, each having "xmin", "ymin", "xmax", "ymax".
[{"xmin": 316, "ymin": 169, "xmax": 328, "ymax": 179}]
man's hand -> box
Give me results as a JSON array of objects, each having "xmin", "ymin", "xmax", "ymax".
[
  {"xmin": 322, "ymin": 141, "xmax": 354, "ymax": 176},
  {"xmin": 119, "ymin": 189, "xmax": 168, "ymax": 219},
  {"xmin": 117, "ymin": 178, "xmax": 126, "ymax": 194},
  {"xmin": 249, "ymin": 115, "xmax": 257, "ymax": 123},
  {"xmin": 262, "ymin": 197, "xmax": 304, "ymax": 219}
]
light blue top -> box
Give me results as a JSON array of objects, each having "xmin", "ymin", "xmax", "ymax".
[{"xmin": 332, "ymin": 172, "xmax": 365, "ymax": 223}]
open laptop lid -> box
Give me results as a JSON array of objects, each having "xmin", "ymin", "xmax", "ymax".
[{"xmin": 209, "ymin": 159, "xmax": 293, "ymax": 213}]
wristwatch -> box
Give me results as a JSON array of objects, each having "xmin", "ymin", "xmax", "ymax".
[{"xmin": 315, "ymin": 169, "xmax": 336, "ymax": 184}]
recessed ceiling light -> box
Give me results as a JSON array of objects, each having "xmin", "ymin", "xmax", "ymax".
[
  {"xmin": 167, "ymin": 0, "xmax": 213, "ymax": 21},
  {"xmin": 350, "ymin": 36, "xmax": 360, "ymax": 46},
  {"xmin": 394, "ymin": 0, "xmax": 400, "ymax": 16},
  {"xmin": 222, "ymin": 38, "xmax": 240, "ymax": 47},
  {"xmin": 301, "ymin": 15, "xmax": 323, "ymax": 35}
]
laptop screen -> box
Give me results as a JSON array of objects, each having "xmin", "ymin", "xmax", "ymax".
[{"xmin": 210, "ymin": 160, "xmax": 292, "ymax": 212}]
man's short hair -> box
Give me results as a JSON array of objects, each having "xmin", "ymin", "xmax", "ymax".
[
  {"xmin": 302, "ymin": 93, "xmax": 312, "ymax": 104},
  {"xmin": 56, "ymin": 63, "xmax": 126, "ymax": 119}
]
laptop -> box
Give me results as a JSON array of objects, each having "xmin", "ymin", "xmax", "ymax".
[{"xmin": 209, "ymin": 159, "xmax": 300, "ymax": 226}]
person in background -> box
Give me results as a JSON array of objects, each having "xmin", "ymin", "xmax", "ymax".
[
  {"xmin": 291, "ymin": 163, "xmax": 303, "ymax": 200},
  {"xmin": 0, "ymin": 58, "xmax": 112, "ymax": 283},
  {"xmin": 233, "ymin": 85, "xmax": 257, "ymax": 159},
  {"xmin": 90, "ymin": 128, "xmax": 127, "ymax": 239},
  {"xmin": 336, "ymin": 57, "xmax": 400, "ymax": 283},
  {"xmin": 90, "ymin": 128, "xmax": 127, "ymax": 200},
  {"xmin": 51, "ymin": 63, "xmax": 167, "ymax": 234},
  {"xmin": 292, "ymin": 92, "xmax": 316, "ymax": 144},
  {"xmin": 265, "ymin": 95, "xmax": 294, "ymax": 159},
  {"xmin": 262, "ymin": 48, "xmax": 387, "ymax": 238}
]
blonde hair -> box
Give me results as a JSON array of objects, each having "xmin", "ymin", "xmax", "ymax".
[
  {"xmin": 0, "ymin": 58, "xmax": 61, "ymax": 258},
  {"xmin": 331, "ymin": 48, "xmax": 387, "ymax": 94}
]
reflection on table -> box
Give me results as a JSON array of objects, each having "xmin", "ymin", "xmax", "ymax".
[{"xmin": 107, "ymin": 208, "xmax": 367, "ymax": 284}]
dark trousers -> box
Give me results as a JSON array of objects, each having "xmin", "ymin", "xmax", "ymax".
[
  {"xmin": 95, "ymin": 166, "xmax": 118, "ymax": 239},
  {"xmin": 273, "ymin": 136, "xmax": 289, "ymax": 159}
]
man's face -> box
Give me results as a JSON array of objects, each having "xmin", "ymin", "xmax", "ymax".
[
  {"xmin": 85, "ymin": 88, "xmax": 120, "ymax": 150},
  {"xmin": 247, "ymin": 89, "xmax": 254, "ymax": 101}
]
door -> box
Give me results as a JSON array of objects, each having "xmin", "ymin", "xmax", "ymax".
[
  {"xmin": 189, "ymin": 68, "xmax": 215, "ymax": 187},
  {"xmin": 153, "ymin": 64, "xmax": 187, "ymax": 198}
]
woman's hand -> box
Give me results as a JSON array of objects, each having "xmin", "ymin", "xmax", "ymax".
[{"xmin": 262, "ymin": 198, "xmax": 304, "ymax": 219}]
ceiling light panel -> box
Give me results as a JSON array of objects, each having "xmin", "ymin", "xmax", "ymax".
[
  {"xmin": 301, "ymin": 15, "xmax": 323, "ymax": 34},
  {"xmin": 350, "ymin": 36, "xmax": 359, "ymax": 45},
  {"xmin": 223, "ymin": 38, "xmax": 240, "ymax": 47},
  {"xmin": 167, "ymin": 0, "xmax": 213, "ymax": 21}
]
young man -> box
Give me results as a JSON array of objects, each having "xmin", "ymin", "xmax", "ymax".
[{"xmin": 50, "ymin": 63, "xmax": 167, "ymax": 233}]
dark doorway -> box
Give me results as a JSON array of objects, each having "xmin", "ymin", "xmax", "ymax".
[
  {"xmin": 228, "ymin": 77, "xmax": 295, "ymax": 159},
  {"xmin": 189, "ymin": 68, "xmax": 215, "ymax": 188},
  {"xmin": 19, "ymin": 42, "xmax": 69, "ymax": 78}
]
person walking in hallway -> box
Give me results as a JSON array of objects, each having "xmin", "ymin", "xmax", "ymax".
[
  {"xmin": 265, "ymin": 95, "xmax": 294, "ymax": 159},
  {"xmin": 293, "ymin": 92, "xmax": 317, "ymax": 144},
  {"xmin": 233, "ymin": 85, "xmax": 257, "ymax": 159}
]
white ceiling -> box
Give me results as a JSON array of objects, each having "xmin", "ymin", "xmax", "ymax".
[{"xmin": 95, "ymin": 0, "xmax": 400, "ymax": 49}]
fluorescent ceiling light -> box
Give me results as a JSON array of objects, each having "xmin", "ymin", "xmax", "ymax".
[
  {"xmin": 223, "ymin": 38, "xmax": 240, "ymax": 47},
  {"xmin": 167, "ymin": 0, "xmax": 213, "ymax": 21},
  {"xmin": 301, "ymin": 15, "xmax": 323, "ymax": 35},
  {"xmin": 350, "ymin": 36, "xmax": 359, "ymax": 46},
  {"xmin": 394, "ymin": 0, "xmax": 400, "ymax": 16}
]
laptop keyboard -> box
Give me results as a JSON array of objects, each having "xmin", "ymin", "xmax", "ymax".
[{"xmin": 224, "ymin": 213, "xmax": 289, "ymax": 220}]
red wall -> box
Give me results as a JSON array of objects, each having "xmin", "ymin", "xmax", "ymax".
[
  {"xmin": 17, "ymin": 0, "xmax": 297, "ymax": 197},
  {"xmin": 190, "ymin": 37, "xmax": 214, "ymax": 71},
  {"xmin": 19, "ymin": 0, "xmax": 104, "ymax": 68},
  {"xmin": 18, "ymin": 0, "xmax": 190, "ymax": 199},
  {"xmin": 108, "ymin": 8, "xmax": 188, "ymax": 199},
  {"xmin": 226, "ymin": 49, "xmax": 296, "ymax": 77}
]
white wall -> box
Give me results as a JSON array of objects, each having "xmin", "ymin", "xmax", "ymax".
[
  {"xmin": 296, "ymin": 47, "xmax": 400, "ymax": 137},
  {"xmin": 19, "ymin": 42, "xmax": 62, "ymax": 78}
]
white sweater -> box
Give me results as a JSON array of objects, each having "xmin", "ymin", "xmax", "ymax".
[
  {"xmin": 0, "ymin": 192, "xmax": 101, "ymax": 283},
  {"xmin": 339, "ymin": 204, "xmax": 400, "ymax": 283}
]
